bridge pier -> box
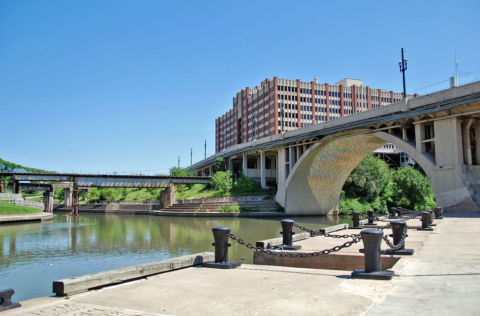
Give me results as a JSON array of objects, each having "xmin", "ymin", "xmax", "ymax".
[
  {"xmin": 160, "ymin": 183, "xmax": 175, "ymax": 209},
  {"xmin": 43, "ymin": 191, "xmax": 54, "ymax": 213},
  {"xmin": 0, "ymin": 180, "xmax": 4, "ymax": 193},
  {"xmin": 12, "ymin": 181, "xmax": 19, "ymax": 194},
  {"xmin": 64, "ymin": 188, "xmax": 72, "ymax": 207},
  {"xmin": 71, "ymin": 185, "xmax": 79, "ymax": 215},
  {"xmin": 276, "ymin": 148, "xmax": 287, "ymax": 208}
]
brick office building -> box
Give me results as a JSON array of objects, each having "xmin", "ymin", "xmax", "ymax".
[{"xmin": 215, "ymin": 77, "xmax": 416, "ymax": 153}]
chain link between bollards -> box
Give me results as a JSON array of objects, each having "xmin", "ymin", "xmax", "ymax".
[{"xmin": 227, "ymin": 233, "xmax": 362, "ymax": 257}]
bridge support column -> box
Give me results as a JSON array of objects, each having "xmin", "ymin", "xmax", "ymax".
[
  {"xmin": 201, "ymin": 169, "xmax": 205, "ymax": 177},
  {"xmin": 0, "ymin": 180, "xmax": 4, "ymax": 193},
  {"xmin": 242, "ymin": 153, "xmax": 248, "ymax": 176},
  {"xmin": 296, "ymin": 145, "xmax": 301, "ymax": 161},
  {"xmin": 474, "ymin": 122, "xmax": 480, "ymax": 165},
  {"xmin": 431, "ymin": 118, "xmax": 473, "ymax": 210},
  {"xmin": 260, "ymin": 151, "xmax": 266, "ymax": 188},
  {"xmin": 228, "ymin": 159, "xmax": 233, "ymax": 172},
  {"xmin": 160, "ymin": 183, "xmax": 175, "ymax": 209},
  {"xmin": 463, "ymin": 118, "xmax": 474, "ymax": 165},
  {"xmin": 80, "ymin": 189, "xmax": 89, "ymax": 201},
  {"xmin": 71, "ymin": 186, "xmax": 79, "ymax": 215},
  {"xmin": 289, "ymin": 147, "xmax": 295, "ymax": 172},
  {"xmin": 12, "ymin": 181, "xmax": 19, "ymax": 194},
  {"xmin": 47, "ymin": 191, "xmax": 54, "ymax": 213},
  {"xmin": 43, "ymin": 191, "xmax": 49, "ymax": 212},
  {"xmin": 64, "ymin": 188, "xmax": 72, "ymax": 207},
  {"xmin": 415, "ymin": 123, "xmax": 426, "ymax": 153},
  {"xmin": 275, "ymin": 148, "xmax": 287, "ymax": 208},
  {"xmin": 209, "ymin": 165, "xmax": 213, "ymax": 176}
]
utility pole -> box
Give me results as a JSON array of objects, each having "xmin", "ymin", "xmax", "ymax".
[
  {"xmin": 204, "ymin": 139, "xmax": 207, "ymax": 159},
  {"xmin": 178, "ymin": 156, "xmax": 180, "ymax": 168},
  {"xmin": 399, "ymin": 48, "xmax": 408, "ymax": 98},
  {"xmin": 190, "ymin": 148, "xmax": 192, "ymax": 166}
]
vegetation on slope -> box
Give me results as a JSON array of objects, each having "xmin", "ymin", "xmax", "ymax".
[{"xmin": 0, "ymin": 201, "xmax": 41, "ymax": 215}]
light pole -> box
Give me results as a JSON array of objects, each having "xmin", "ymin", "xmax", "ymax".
[{"xmin": 399, "ymin": 48, "xmax": 408, "ymax": 99}]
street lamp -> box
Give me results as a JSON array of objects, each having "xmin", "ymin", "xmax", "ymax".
[{"xmin": 399, "ymin": 48, "xmax": 408, "ymax": 99}]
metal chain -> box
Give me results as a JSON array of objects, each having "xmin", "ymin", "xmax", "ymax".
[
  {"xmin": 382, "ymin": 225, "xmax": 408, "ymax": 250},
  {"xmin": 292, "ymin": 223, "xmax": 360, "ymax": 238},
  {"xmin": 227, "ymin": 233, "xmax": 362, "ymax": 257}
]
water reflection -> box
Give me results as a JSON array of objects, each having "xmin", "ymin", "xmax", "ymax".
[{"xmin": 0, "ymin": 213, "xmax": 352, "ymax": 302}]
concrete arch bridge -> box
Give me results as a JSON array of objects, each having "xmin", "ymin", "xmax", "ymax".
[{"xmin": 188, "ymin": 81, "xmax": 480, "ymax": 214}]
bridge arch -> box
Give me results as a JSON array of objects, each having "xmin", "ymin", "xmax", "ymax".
[{"xmin": 282, "ymin": 131, "xmax": 436, "ymax": 215}]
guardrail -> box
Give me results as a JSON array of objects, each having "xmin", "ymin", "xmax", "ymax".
[
  {"xmin": 0, "ymin": 193, "xmax": 24, "ymax": 199},
  {"xmin": 93, "ymin": 200, "xmax": 159, "ymax": 205},
  {"xmin": 175, "ymin": 195, "xmax": 269, "ymax": 204},
  {"xmin": 4, "ymin": 200, "xmax": 44, "ymax": 209}
]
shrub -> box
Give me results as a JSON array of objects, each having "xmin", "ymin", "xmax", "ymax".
[{"xmin": 211, "ymin": 171, "xmax": 233, "ymax": 192}]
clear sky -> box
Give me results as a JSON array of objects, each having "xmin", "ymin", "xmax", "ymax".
[{"xmin": 1, "ymin": 0, "xmax": 479, "ymax": 174}]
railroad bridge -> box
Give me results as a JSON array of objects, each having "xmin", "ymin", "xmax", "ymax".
[
  {"xmin": 187, "ymin": 81, "xmax": 480, "ymax": 214},
  {"xmin": 0, "ymin": 173, "xmax": 210, "ymax": 214}
]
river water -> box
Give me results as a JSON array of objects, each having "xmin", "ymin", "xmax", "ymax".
[{"xmin": 0, "ymin": 213, "xmax": 351, "ymax": 302}]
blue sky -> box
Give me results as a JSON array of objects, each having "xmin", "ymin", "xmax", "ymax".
[{"xmin": 1, "ymin": 0, "xmax": 479, "ymax": 174}]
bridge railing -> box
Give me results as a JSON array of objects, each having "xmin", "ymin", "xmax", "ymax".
[
  {"xmin": 92, "ymin": 200, "xmax": 159, "ymax": 205},
  {"xmin": 0, "ymin": 193, "xmax": 24, "ymax": 200},
  {"xmin": 4, "ymin": 200, "xmax": 44, "ymax": 210}
]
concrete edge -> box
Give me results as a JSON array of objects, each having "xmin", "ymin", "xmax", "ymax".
[
  {"xmin": 52, "ymin": 252, "xmax": 214, "ymax": 297},
  {"xmin": 319, "ymin": 223, "xmax": 350, "ymax": 234},
  {"xmin": 0, "ymin": 212, "xmax": 53, "ymax": 223},
  {"xmin": 256, "ymin": 232, "xmax": 311, "ymax": 249}
]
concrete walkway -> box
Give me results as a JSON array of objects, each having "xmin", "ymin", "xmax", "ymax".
[{"xmin": 3, "ymin": 214, "xmax": 479, "ymax": 315}]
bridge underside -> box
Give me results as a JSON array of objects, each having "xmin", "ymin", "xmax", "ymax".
[{"xmin": 285, "ymin": 134, "xmax": 388, "ymax": 215}]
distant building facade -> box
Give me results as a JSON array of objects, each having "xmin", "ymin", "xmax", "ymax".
[{"xmin": 215, "ymin": 77, "xmax": 416, "ymax": 153}]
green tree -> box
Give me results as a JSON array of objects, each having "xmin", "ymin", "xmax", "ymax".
[
  {"xmin": 391, "ymin": 166, "xmax": 434, "ymax": 209},
  {"xmin": 214, "ymin": 158, "xmax": 224, "ymax": 172},
  {"xmin": 343, "ymin": 155, "xmax": 391, "ymax": 202},
  {"xmin": 88, "ymin": 188, "xmax": 101, "ymax": 202},
  {"xmin": 169, "ymin": 166, "xmax": 195, "ymax": 193},
  {"xmin": 101, "ymin": 188, "xmax": 117, "ymax": 201},
  {"xmin": 211, "ymin": 171, "xmax": 233, "ymax": 192}
]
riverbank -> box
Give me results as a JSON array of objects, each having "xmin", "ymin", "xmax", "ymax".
[{"xmin": 3, "ymin": 214, "xmax": 478, "ymax": 315}]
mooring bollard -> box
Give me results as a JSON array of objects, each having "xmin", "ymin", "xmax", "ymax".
[
  {"xmin": 352, "ymin": 229, "xmax": 394, "ymax": 280},
  {"xmin": 280, "ymin": 219, "xmax": 301, "ymax": 250},
  {"xmin": 386, "ymin": 220, "xmax": 414, "ymax": 255},
  {"xmin": 433, "ymin": 207, "xmax": 444, "ymax": 219},
  {"xmin": 202, "ymin": 226, "xmax": 241, "ymax": 269},
  {"xmin": 417, "ymin": 211, "xmax": 434, "ymax": 231},
  {"xmin": 428, "ymin": 210, "xmax": 436, "ymax": 226},
  {"xmin": 0, "ymin": 288, "xmax": 21, "ymax": 311},
  {"xmin": 349, "ymin": 211, "xmax": 363, "ymax": 229},
  {"xmin": 363, "ymin": 210, "xmax": 377, "ymax": 226},
  {"xmin": 388, "ymin": 207, "xmax": 396, "ymax": 217}
]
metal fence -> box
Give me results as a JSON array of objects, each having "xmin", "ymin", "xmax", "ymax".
[
  {"xmin": 4, "ymin": 200, "xmax": 44, "ymax": 210},
  {"xmin": 0, "ymin": 193, "xmax": 24, "ymax": 200}
]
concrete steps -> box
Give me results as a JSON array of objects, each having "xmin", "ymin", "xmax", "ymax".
[{"xmin": 164, "ymin": 199, "xmax": 278, "ymax": 213}]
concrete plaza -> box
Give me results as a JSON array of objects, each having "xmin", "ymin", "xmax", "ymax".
[{"xmin": 3, "ymin": 214, "xmax": 479, "ymax": 316}]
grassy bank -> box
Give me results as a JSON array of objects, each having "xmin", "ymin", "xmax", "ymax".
[{"xmin": 0, "ymin": 201, "xmax": 42, "ymax": 215}]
